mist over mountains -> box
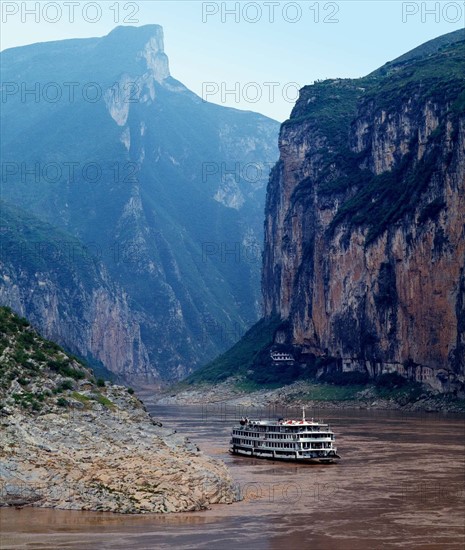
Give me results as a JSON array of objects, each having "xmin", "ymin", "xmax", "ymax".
[{"xmin": 0, "ymin": 24, "xmax": 279, "ymax": 382}]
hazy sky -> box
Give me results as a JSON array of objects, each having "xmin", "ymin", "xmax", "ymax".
[{"xmin": 1, "ymin": 1, "xmax": 463, "ymax": 120}]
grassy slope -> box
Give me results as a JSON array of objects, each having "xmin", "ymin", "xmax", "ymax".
[
  {"xmin": 185, "ymin": 316, "xmax": 282, "ymax": 384},
  {"xmin": 0, "ymin": 306, "xmax": 131, "ymax": 414}
]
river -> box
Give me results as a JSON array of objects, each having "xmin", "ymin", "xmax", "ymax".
[{"xmin": 1, "ymin": 405, "xmax": 464, "ymax": 549}]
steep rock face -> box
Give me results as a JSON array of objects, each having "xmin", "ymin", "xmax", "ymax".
[
  {"xmin": 263, "ymin": 32, "xmax": 465, "ymax": 393},
  {"xmin": 0, "ymin": 202, "xmax": 154, "ymax": 382},
  {"xmin": 0, "ymin": 25, "xmax": 279, "ymax": 381}
]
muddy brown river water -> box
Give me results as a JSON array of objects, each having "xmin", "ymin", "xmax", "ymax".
[{"xmin": 1, "ymin": 405, "xmax": 464, "ymax": 549}]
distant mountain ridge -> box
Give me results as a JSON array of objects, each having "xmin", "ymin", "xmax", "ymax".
[
  {"xmin": 376, "ymin": 28, "xmax": 465, "ymax": 70},
  {"xmin": 0, "ymin": 25, "xmax": 280, "ymax": 382}
]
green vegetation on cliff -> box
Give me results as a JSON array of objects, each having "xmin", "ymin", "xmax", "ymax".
[
  {"xmin": 0, "ymin": 306, "xmax": 121, "ymax": 414},
  {"xmin": 0, "ymin": 306, "xmax": 237, "ymax": 514},
  {"xmin": 286, "ymin": 34, "xmax": 465, "ymax": 245},
  {"xmin": 186, "ymin": 316, "xmax": 282, "ymax": 384},
  {"xmin": 0, "ymin": 200, "xmax": 102, "ymax": 291}
]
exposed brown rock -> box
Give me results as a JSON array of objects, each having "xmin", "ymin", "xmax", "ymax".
[{"xmin": 263, "ymin": 46, "xmax": 465, "ymax": 395}]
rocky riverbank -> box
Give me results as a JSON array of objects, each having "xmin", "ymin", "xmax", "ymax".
[
  {"xmin": 0, "ymin": 307, "xmax": 236, "ymax": 513},
  {"xmin": 153, "ymin": 378, "xmax": 465, "ymax": 414}
]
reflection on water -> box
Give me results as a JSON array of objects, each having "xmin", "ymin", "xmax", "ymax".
[{"xmin": 1, "ymin": 406, "xmax": 464, "ymax": 549}]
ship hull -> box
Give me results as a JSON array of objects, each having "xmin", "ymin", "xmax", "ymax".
[{"xmin": 229, "ymin": 447, "xmax": 340, "ymax": 464}]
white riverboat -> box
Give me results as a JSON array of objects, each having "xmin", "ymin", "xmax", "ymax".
[{"xmin": 229, "ymin": 408, "xmax": 341, "ymax": 464}]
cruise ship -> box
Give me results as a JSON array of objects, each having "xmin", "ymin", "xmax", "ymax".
[{"xmin": 229, "ymin": 408, "xmax": 341, "ymax": 463}]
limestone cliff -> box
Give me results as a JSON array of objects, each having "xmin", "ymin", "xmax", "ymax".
[
  {"xmin": 0, "ymin": 201, "xmax": 155, "ymax": 383},
  {"xmin": 263, "ymin": 31, "xmax": 465, "ymax": 394},
  {"xmin": 0, "ymin": 25, "xmax": 279, "ymax": 383}
]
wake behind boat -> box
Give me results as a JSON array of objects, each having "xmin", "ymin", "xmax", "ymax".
[{"xmin": 229, "ymin": 407, "xmax": 341, "ymax": 464}]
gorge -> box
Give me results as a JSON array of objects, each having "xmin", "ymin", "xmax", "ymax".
[
  {"xmin": 0, "ymin": 25, "xmax": 279, "ymax": 383},
  {"xmin": 193, "ymin": 29, "xmax": 465, "ymax": 397}
]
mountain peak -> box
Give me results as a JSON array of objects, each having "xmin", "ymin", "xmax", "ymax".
[
  {"xmin": 108, "ymin": 23, "xmax": 164, "ymax": 37},
  {"xmin": 140, "ymin": 30, "xmax": 170, "ymax": 82},
  {"xmin": 103, "ymin": 24, "xmax": 170, "ymax": 81}
]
